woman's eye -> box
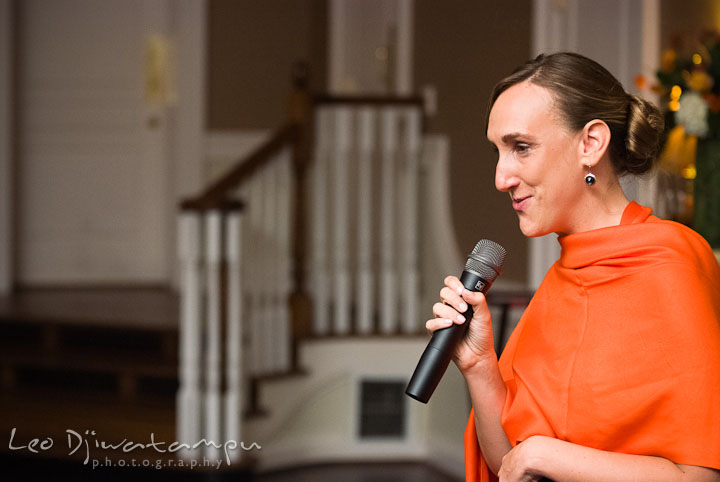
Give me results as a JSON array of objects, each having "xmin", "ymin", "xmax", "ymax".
[{"xmin": 515, "ymin": 143, "xmax": 531, "ymax": 154}]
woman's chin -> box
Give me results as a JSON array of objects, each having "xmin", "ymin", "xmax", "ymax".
[{"xmin": 518, "ymin": 219, "xmax": 551, "ymax": 238}]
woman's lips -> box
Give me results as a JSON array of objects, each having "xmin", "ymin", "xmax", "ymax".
[{"xmin": 512, "ymin": 196, "xmax": 530, "ymax": 211}]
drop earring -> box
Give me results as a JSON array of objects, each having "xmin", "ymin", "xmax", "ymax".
[{"xmin": 584, "ymin": 166, "xmax": 596, "ymax": 186}]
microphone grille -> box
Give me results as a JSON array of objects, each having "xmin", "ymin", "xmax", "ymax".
[{"xmin": 464, "ymin": 239, "xmax": 506, "ymax": 282}]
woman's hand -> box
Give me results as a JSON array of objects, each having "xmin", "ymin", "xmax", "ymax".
[
  {"xmin": 498, "ymin": 437, "xmax": 545, "ymax": 482},
  {"xmin": 425, "ymin": 275, "xmax": 497, "ymax": 374},
  {"xmin": 497, "ymin": 435, "xmax": 720, "ymax": 482}
]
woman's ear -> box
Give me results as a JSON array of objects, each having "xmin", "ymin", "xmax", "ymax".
[{"xmin": 579, "ymin": 119, "xmax": 611, "ymax": 167}]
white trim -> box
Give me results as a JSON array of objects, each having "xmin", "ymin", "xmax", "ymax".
[{"xmin": 0, "ymin": 0, "xmax": 12, "ymax": 294}]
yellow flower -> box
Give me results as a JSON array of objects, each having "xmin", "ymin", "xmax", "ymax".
[
  {"xmin": 658, "ymin": 125, "xmax": 697, "ymax": 174},
  {"xmin": 686, "ymin": 70, "xmax": 714, "ymax": 93}
]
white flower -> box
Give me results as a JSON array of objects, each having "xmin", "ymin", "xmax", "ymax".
[{"xmin": 676, "ymin": 91, "xmax": 709, "ymax": 137}]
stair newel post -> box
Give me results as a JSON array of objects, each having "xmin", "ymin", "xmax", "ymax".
[
  {"xmin": 177, "ymin": 208, "xmax": 203, "ymax": 459},
  {"xmin": 247, "ymin": 174, "xmax": 263, "ymax": 376},
  {"xmin": 204, "ymin": 209, "xmax": 223, "ymax": 459},
  {"xmin": 276, "ymin": 149, "xmax": 293, "ymax": 371},
  {"xmin": 224, "ymin": 206, "xmax": 244, "ymax": 462},
  {"xmin": 261, "ymin": 164, "xmax": 277, "ymax": 373},
  {"xmin": 288, "ymin": 66, "xmax": 313, "ymax": 368}
]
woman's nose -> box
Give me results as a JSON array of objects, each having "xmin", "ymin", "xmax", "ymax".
[{"xmin": 495, "ymin": 156, "xmax": 519, "ymax": 192}]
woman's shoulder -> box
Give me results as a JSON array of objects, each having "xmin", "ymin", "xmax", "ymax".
[{"xmin": 643, "ymin": 215, "xmax": 718, "ymax": 272}]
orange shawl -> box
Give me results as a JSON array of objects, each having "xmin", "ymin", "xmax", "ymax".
[{"xmin": 465, "ymin": 202, "xmax": 720, "ymax": 481}]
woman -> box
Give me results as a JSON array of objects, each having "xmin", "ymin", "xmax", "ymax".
[{"xmin": 428, "ymin": 52, "xmax": 720, "ymax": 482}]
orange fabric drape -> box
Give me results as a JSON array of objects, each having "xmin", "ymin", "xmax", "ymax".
[{"xmin": 465, "ymin": 202, "xmax": 720, "ymax": 480}]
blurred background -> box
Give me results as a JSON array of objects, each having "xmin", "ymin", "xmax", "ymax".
[{"xmin": 0, "ymin": 0, "xmax": 717, "ymax": 480}]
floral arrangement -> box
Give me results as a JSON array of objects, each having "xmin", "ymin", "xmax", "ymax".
[
  {"xmin": 651, "ymin": 31, "xmax": 720, "ymax": 140},
  {"xmin": 636, "ymin": 31, "xmax": 720, "ymax": 249},
  {"xmin": 640, "ymin": 31, "xmax": 720, "ymax": 249}
]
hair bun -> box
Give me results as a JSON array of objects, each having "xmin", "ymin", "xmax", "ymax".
[{"xmin": 623, "ymin": 94, "xmax": 664, "ymax": 175}]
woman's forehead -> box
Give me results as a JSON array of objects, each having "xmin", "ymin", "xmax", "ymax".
[{"xmin": 487, "ymin": 82, "xmax": 559, "ymax": 141}]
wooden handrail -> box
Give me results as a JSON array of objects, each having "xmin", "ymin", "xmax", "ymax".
[
  {"xmin": 180, "ymin": 122, "xmax": 300, "ymax": 211},
  {"xmin": 180, "ymin": 93, "xmax": 424, "ymax": 213}
]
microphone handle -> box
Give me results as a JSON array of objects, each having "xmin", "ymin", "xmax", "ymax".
[{"xmin": 405, "ymin": 270, "xmax": 491, "ymax": 403}]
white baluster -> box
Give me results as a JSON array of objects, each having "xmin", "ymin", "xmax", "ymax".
[
  {"xmin": 400, "ymin": 108, "xmax": 421, "ymax": 333},
  {"xmin": 177, "ymin": 211, "xmax": 202, "ymax": 458},
  {"xmin": 224, "ymin": 211, "xmax": 243, "ymax": 462},
  {"xmin": 276, "ymin": 149, "xmax": 293, "ymax": 371},
  {"xmin": 379, "ymin": 107, "xmax": 399, "ymax": 334},
  {"xmin": 332, "ymin": 107, "xmax": 352, "ymax": 335},
  {"xmin": 356, "ymin": 107, "xmax": 375, "ymax": 334},
  {"xmin": 204, "ymin": 210, "xmax": 222, "ymax": 458},
  {"xmin": 311, "ymin": 107, "xmax": 331, "ymax": 335}
]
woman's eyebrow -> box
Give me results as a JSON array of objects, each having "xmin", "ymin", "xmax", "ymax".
[{"xmin": 501, "ymin": 132, "xmax": 537, "ymax": 144}]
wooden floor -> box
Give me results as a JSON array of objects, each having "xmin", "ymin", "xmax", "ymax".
[
  {"xmin": 0, "ymin": 457, "xmax": 461, "ymax": 482},
  {"xmin": 0, "ymin": 286, "xmax": 179, "ymax": 329},
  {"xmin": 255, "ymin": 462, "xmax": 462, "ymax": 482}
]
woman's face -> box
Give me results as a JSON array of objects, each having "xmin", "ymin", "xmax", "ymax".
[{"xmin": 487, "ymin": 81, "xmax": 586, "ymax": 237}]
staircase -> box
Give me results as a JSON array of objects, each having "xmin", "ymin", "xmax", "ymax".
[
  {"xmin": 0, "ymin": 76, "xmax": 533, "ymax": 480},
  {"xmin": 174, "ymin": 77, "xmax": 430, "ymax": 467}
]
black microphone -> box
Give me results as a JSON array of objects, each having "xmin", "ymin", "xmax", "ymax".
[{"xmin": 406, "ymin": 239, "xmax": 506, "ymax": 403}]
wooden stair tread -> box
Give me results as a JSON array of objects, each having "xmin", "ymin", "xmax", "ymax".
[{"xmin": 1, "ymin": 346, "xmax": 177, "ymax": 376}]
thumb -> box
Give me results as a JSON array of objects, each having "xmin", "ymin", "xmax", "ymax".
[{"xmin": 461, "ymin": 290, "xmax": 491, "ymax": 322}]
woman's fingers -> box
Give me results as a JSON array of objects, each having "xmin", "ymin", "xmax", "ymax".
[
  {"xmin": 439, "ymin": 286, "xmax": 468, "ymax": 313},
  {"xmin": 432, "ymin": 302, "xmax": 466, "ymax": 324},
  {"xmin": 425, "ymin": 317, "xmax": 454, "ymax": 332},
  {"xmin": 444, "ymin": 275, "xmax": 465, "ymax": 295}
]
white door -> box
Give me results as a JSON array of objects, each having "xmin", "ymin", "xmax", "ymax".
[{"xmin": 17, "ymin": 0, "xmax": 172, "ymax": 285}]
